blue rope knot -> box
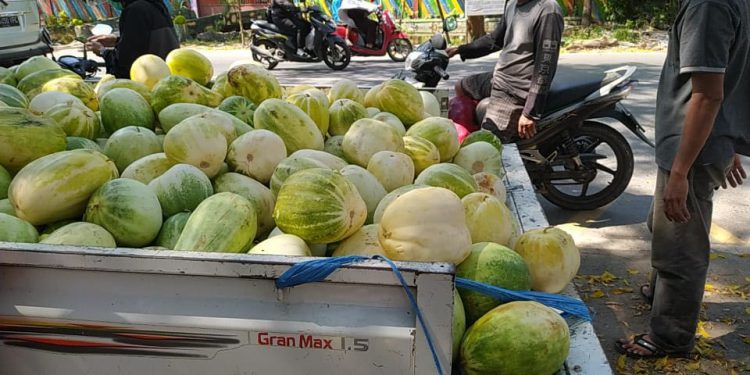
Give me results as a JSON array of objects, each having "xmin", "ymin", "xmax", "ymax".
[{"xmin": 275, "ymin": 255, "xmax": 592, "ymax": 375}]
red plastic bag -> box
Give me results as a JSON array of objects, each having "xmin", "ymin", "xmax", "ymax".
[
  {"xmin": 448, "ymin": 96, "xmax": 480, "ymax": 133},
  {"xmin": 454, "ymin": 121, "xmax": 470, "ymax": 144}
]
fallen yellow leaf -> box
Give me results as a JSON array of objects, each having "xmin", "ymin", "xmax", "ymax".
[
  {"xmin": 627, "ymin": 269, "xmax": 640, "ymax": 275},
  {"xmin": 745, "ymin": 276, "xmax": 750, "ymax": 283},
  {"xmin": 745, "ymin": 307, "xmax": 750, "ymax": 315},
  {"xmin": 685, "ymin": 361, "xmax": 701, "ymax": 370},
  {"xmin": 705, "ymin": 283, "xmax": 715, "ymax": 292},
  {"xmin": 616, "ymin": 355, "xmax": 627, "ymax": 372},
  {"xmin": 710, "ymin": 253, "xmax": 719, "ymax": 260},
  {"xmin": 612, "ymin": 287, "xmax": 634, "ymax": 295},
  {"xmin": 590, "ymin": 290, "xmax": 605, "ymax": 299},
  {"xmin": 601, "ymin": 271, "xmax": 617, "ymax": 283},
  {"xmin": 742, "ymin": 336, "xmax": 750, "ymax": 345},
  {"xmin": 696, "ymin": 321, "xmax": 711, "ymax": 338},
  {"xmin": 731, "ymin": 370, "xmax": 739, "ymax": 375},
  {"xmin": 654, "ymin": 356, "xmax": 668, "ymax": 370}
]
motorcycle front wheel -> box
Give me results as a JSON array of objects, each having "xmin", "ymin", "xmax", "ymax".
[
  {"xmin": 323, "ymin": 39, "xmax": 351, "ymax": 70},
  {"xmin": 540, "ymin": 121, "xmax": 634, "ymax": 210},
  {"xmin": 251, "ymin": 38, "xmax": 279, "ymax": 70},
  {"xmin": 387, "ymin": 38, "xmax": 413, "ymax": 62}
]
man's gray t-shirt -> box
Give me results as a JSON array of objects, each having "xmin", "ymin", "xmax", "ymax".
[{"xmin": 655, "ymin": 0, "xmax": 750, "ymax": 170}]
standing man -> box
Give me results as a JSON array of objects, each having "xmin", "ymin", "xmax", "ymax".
[
  {"xmin": 616, "ymin": 0, "xmax": 749, "ymax": 358},
  {"xmin": 86, "ymin": 0, "xmax": 179, "ymax": 78},
  {"xmin": 446, "ymin": 0, "xmax": 564, "ymax": 142}
]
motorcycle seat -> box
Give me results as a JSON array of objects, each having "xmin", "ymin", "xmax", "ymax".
[
  {"xmin": 254, "ymin": 20, "xmax": 281, "ymax": 33},
  {"xmin": 545, "ymin": 72, "xmax": 618, "ymax": 112}
]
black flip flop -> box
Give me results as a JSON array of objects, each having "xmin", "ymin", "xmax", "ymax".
[{"xmin": 614, "ymin": 334, "xmax": 689, "ymax": 359}]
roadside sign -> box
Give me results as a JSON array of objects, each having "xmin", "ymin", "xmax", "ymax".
[{"xmin": 465, "ymin": 0, "xmax": 506, "ymax": 16}]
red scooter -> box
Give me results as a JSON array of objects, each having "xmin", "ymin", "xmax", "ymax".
[{"xmin": 335, "ymin": 5, "xmax": 412, "ymax": 62}]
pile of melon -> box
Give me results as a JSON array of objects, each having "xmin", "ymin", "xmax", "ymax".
[{"xmin": 0, "ymin": 51, "xmax": 581, "ymax": 374}]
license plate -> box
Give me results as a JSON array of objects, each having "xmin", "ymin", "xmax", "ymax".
[{"xmin": 0, "ymin": 15, "xmax": 20, "ymax": 28}]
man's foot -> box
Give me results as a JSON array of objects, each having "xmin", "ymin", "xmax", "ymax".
[{"xmin": 615, "ymin": 334, "xmax": 689, "ymax": 359}]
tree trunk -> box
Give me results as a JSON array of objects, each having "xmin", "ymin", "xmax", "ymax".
[
  {"xmin": 467, "ymin": 16, "xmax": 485, "ymax": 42},
  {"xmin": 582, "ymin": 0, "xmax": 592, "ymax": 27},
  {"xmin": 237, "ymin": 4, "xmax": 245, "ymax": 46}
]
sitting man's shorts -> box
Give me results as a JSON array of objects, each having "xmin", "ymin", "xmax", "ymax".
[{"xmin": 459, "ymin": 71, "xmax": 525, "ymax": 143}]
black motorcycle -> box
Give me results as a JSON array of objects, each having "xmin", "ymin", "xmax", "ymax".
[
  {"xmin": 402, "ymin": 35, "xmax": 653, "ymax": 211},
  {"xmin": 250, "ymin": 6, "xmax": 351, "ymax": 71}
]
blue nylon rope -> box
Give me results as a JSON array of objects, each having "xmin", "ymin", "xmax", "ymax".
[{"xmin": 275, "ymin": 256, "xmax": 593, "ymax": 374}]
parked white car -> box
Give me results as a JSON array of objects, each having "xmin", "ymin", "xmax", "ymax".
[{"xmin": 0, "ymin": 0, "xmax": 53, "ymax": 66}]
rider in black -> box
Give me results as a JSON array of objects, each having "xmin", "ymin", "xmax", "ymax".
[{"xmin": 270, "ymin": 0, "xmax": 311, "ymax": 54}]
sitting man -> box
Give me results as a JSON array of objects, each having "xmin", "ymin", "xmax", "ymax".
[
  {"xmin": 270, "ymin": 0, "xmax": 311, "ymax": 55},
  {"xmin": 446, "ymin": 0, "xmax": 564, "ymax": 142}
]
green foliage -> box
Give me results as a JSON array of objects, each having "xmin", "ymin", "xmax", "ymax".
[
  {"xmin": 600, "ymin": 0, "xmax": 678, "ymax": 29},
  {"xmin": 174, "ymin": 15, "xmax": 186, "ymax": 25}
]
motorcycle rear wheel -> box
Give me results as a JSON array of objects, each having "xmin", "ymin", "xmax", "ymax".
[
  {"xmin": 323, "ymin": 39, "xmax": 351, "ymax": 70},
  {"xmin": 387, "ymin": 38, "xmax": 413, "ymax": 62},
  {"xmin": 540, "ymin": 121, "xmax": 634, "ymax": 210},
  {"xmin": 251, "ymin": 39, "xmax": 279, "ymax": 70}
]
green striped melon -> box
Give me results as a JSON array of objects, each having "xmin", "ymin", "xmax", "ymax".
[
  {"xmin": 0, "ymin": 83, "xmax": 28, "ymax": 108},
  {"xmin": 121, "ymin": 153, "xmax": 176, "ymax": 184},
  {"xmin": 40, "ymin": 222, "xmax": 117, "ymax": 248},
  {"xmin": 18, "ymin": 69, "xmax": 80, "ymax": 99},
  {"xmin": 0, "ymin": 199, "xmax": 15, "ymax": 216},
  {"xmin": 290, "ymin": 149, "xmax": 348, "ymax": 170},
  {"xmin": 460, "ymin": 301, "xmax": 570, "ymax": 375},
  {"xmin": 340, "ymin": 165, "xmax": 388, "ymax": 224},
  {"xmin": 100, "ymin": 88, "xmax": 156, "ymax": 133},
  {"xmin": 285, "ymin": 84, "xmax": 316, "ymax": 97},
  {"xmin": 217, "ymin": 95, "xmax": 257, "ymax": 126},
  {"xmin": 406, "ymin": 117, "xmax": 460, "ymax": 162},
  {"xmin": 474, "ymin": 172, "xmax": 507, "ymax": 204},
  {"xmin": 42, "ymin": 77, "xmax": 98, "ymax": 111},
  {"xmin": 371, "ymin": 112, "xmax": 406, "ymax": 136},
  {"xmin": 414, "ymin": 163, "xmax": 478, "ymax": 198},
  {"xmin": 45, "ymin": 101, "xmax": 101, "ymax": 139},
  {"xmin": 367, "ymin": 151, "xmax": 415, "ymax": 192},
  {"xmin": 150, "ymin": 75, "xmax": 223, "ymax": 114},
  {"xmin": 0, "ymin": 107, "xmax": 67, "ymax": 173},
  {"xmin": 273, "ymin": 168, "xmax": 367, "ymax": 244},
  {"xmin": 461, "ymin": 129, "xmax": 504, "ymax": 153},
  {"xmin": 84, "ymin": 178, "xmax": 163, "ymax": 247},
  {"xmin": 366, "ymin": 107, "xmax": 380, "ymax": 117},
  {"xmin": 95, "ymin": 78, "xmax": 152, "ymax": 103},
  {"xmin": 0, "ymin": 67, "xmax": 16, "ymax": 86},
  {"xmin": 403, "ymin": 135, "xmax": 440, "ymax": 174},
  {"xmin": 331, "ymin": 224, "xmax": 385, "ymax": 257},
  {"xmin": 9, "ymin": 149, "xmax": 118, "ymax": 225},
  {"xmin": 227, "ymin": 129, "xmax": 287, "ymax": 184},
  {"xmin": 15, "ymin": 56, "xmax": 61, "ymax": 81},
  {"xmin": 104, "ymin": 126, "xmax": 163, "ymax": 172},
  {"xmin": 0, "ymin": 164, "xmax": 10, "ymax": 199},
  {"xmin": 149, "ymin": 164, "xmax": 213, "ymax": 217},
  {"xmin": 0, "ymin": 213, "xmax": 38, "ymax": 243},
  {"xmin": 158, "ymin": 103, "xmax": 212, "ymax": 133},
  {"xmin": 66, "ymin": 136, "xmax": 102, "ymax": 152},
  {"xmin": 324, "ymin": 136, "xmax": 345, "ymax": 159},
  {"xmin": 227, "ymin": 64, "xmax": 282, "ymax": 105},
  {"xmin": 254, "ymin": 99, "xmax": 324, "ymax": 153},
  {"xmin": 327, "ymin": 79, "xmax": 364, "ymax": 105},
  {"xmin": 213, "ymin": 172, "xmax": 276, "ymax": 237},
  {"xmin": 163, "ymin": 120, "xmax": 228, "ymax": 178},
  {"xmin": 179, "ymin": 111, "xmax": 239, "ymax": 144},
  {"xmin": 155, "ymin": 212, "xmax": 191, "ymax": 249},
  {"xmin": 270, "ymin": 156, "xmax": 330, "ymax": 197},
  {"xmin": 28, "ymin": 91, "xmax": 84, "ymax": 115},
  {"xmin": 174, "ymin": 192, "xmax": 258, "ymax": 253},
  {"xmin": 211, "ymin": 72, "xmax": 233, "ymax": 97},
  {"xmin": 370, "ymin": 79, "xmax": 424, "ymax": 126},
  {"xmin": 130, "ymin": 54, "xmax": 171, "ymax": 90},
  {"xmin": 452, "ymin": 290, "xmax": 466, "ymax": 360},
  {"xmin": 286, "ymin": 89, "xmax": 329, "ymax": 135},
  {"xmin": 166, "ymin": 48, "xmax": 214, "ymax": 86},
  {"xmin": 248, "ymin": 234, "xmax": 312, "ymax": 256},
  {"xmin": 420, "ymin": 91, "xmax": 441, "ymax": 117},
  {"xmin": 328, "ymin": 98, "xmax": 368, "ymax": 136},
  {"xmin": 454, "ymin": 141, "xmax": 504, "ymax": 176},
  {"xmin": 342, "ymin": 118, "xmax": 405, "ymax": 167},
  {"xmin": 462, "ymin": 193, "xmax": 515, "ymax": 246},
  {"xmin": 456, "ymin": 242, "xmax": 531, "ymax": 323},
  {"xmin": 372, "ymin": 184, "xmax": 429, "ymax": 224}
]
